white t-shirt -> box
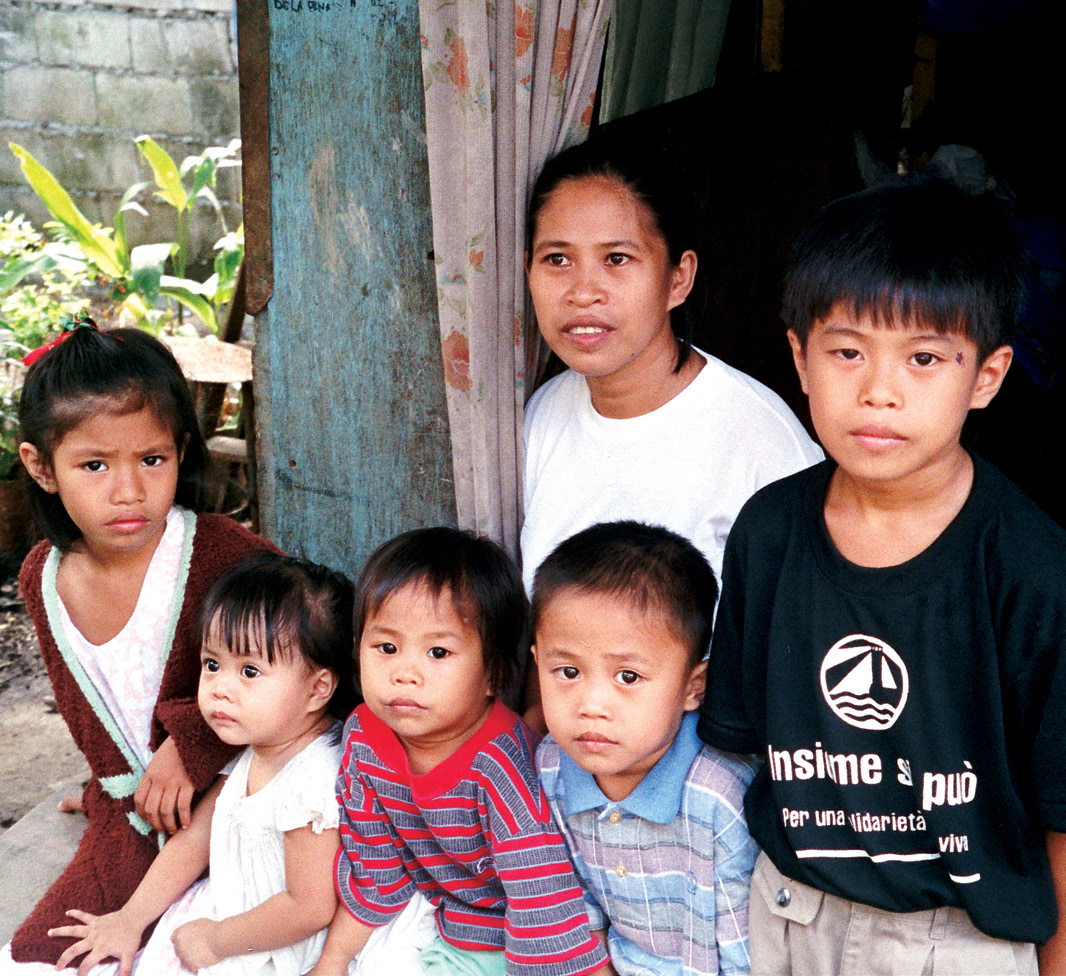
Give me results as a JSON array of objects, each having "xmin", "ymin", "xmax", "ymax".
[{"xmin": 521, "ymin": 349, "xmax": 823, "ymax": 593}]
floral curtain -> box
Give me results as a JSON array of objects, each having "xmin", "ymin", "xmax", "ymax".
[{"xmin": 418, "ymin": 0, "xmax": 613, "ymax": 554}]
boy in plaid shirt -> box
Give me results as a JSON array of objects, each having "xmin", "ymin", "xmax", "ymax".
[{"xmin": 533, "ymin": 521, "xmax": 758, "ymax": 975}]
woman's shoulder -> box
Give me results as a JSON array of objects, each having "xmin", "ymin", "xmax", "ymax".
[
  {"xmin": 524, "ymin": 369, "xmax": 586, "ymax": 431},
  {"xmin": 690, "ymin": 350, "xmax": 822, "ymax": 464}
]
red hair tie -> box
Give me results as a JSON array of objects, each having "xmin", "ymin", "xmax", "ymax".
[{"xmin": 21, "ymin": 314, "xmax": 101, "ymax": 367}]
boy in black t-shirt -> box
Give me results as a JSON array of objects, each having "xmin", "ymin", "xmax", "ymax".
[{"xmin": 698, "ymin": 181, "xmax": 1066, "ymax": 975}]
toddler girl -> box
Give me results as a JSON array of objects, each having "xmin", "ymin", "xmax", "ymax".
[
  {"xmin": 3, "ymin": 322, "xmax": 275, "ymax": 969},
  {"xmin": 50, "ymin": 552, "xmax": 358, "ymax": 976},
  {"xmin": 310, "ymin": 527, "xmax": 610, "ymax": 976}
]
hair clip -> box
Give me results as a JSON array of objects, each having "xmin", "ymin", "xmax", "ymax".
[{"xmin": 21, "ymin": 313, "xmax": 101, "ymax": 367}]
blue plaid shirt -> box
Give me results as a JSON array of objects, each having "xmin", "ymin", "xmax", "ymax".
[{"xmin": 537, "ymin": 713, "xmax": 758, "ymax": 976}]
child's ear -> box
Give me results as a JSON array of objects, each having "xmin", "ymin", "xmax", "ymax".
[
  {"xmin": 683, "ymin": 658, "xmax": 708, "ymax": 711},
  {"xmin": 787, "ymin": 330, "xmax": 810, "ymax": 395},
  {"xmin": 19, "ymin": 443, "xmax": 58, "ymax": 492},
  {"xmin": 308, "ymin": 668, "xmax": 338, "ymax": 710},
  {"xmin": 969, "ymin": 345, "xmax": 1013, "ymax": 410},
  {"xmin": 667, "ymin": 250, "xmax": 698, "ymax": 311}
]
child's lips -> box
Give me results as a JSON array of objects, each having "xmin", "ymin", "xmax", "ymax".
[
  {"xmin": 107, "ymin": 514, "xmax": 149, "ymax": 532},
  {"xmin": 575, "ymin": 731, "xmax": 618, "ymax": 753},
  {"xmin": 851, "ymin": 425, "xmax": 906, "ymax": 450},
  {"xmin": 386, "ymin": 697, "xmax": 426, "ymax": 712}
]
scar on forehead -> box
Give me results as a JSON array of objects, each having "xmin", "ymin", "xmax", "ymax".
[{"xmin": 955, "ymin": 352, "xmax": 965, "ymax": 365}]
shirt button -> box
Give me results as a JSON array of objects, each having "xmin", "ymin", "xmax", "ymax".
[
  {"xmin": 776, "ymin": 887, "xmax": 791, "ymax": 907},
  {"xmin": 615, "ymin": 863, "xmax": 627, "ymax": 877},
  {"xmin": 608, "ymin": 811, "xmax": 622, "ymax": 824}
]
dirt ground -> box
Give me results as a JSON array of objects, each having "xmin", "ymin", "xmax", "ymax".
[{"xmin": 0, "ymin": 555, "xmax": 89, "ymax": 835}]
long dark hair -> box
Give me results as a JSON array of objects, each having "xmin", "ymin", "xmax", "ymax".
[{"xmin": 18, "ymin": 326, "xmax": 209, "ymax": 550}]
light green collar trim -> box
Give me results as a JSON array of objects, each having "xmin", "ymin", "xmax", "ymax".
[{"xmin": 41, "ymin": 509, "xmax": 198, "ymax": 787}]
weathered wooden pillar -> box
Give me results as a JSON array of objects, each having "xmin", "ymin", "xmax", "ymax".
[{"xmin": 239, "ymin": 0, "xmax": 456, "ymax": 576}]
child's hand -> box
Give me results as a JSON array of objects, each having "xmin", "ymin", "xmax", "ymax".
[
  {"xmin": 171, "ymin": 917, "xmax": 223, "ymax": 972},
  {"xmin": 49, "ymin": 908, "xmax": 142, "ymax": 976},
  {"xmin": 136, "ymin": 735, "xmax": 195, "ymax": 834}
]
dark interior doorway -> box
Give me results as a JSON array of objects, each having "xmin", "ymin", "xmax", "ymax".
[{"xmin": 585, "ymin": 0, "xmax": 1065, "ymax": 525}]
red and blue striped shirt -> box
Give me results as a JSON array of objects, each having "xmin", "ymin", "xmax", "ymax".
[{"xmin": 335, "ymin": 700, "xmax": 607, "ymax": 976}]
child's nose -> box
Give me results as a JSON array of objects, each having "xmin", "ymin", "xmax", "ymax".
[
  {"xmin": 860, "ymin": 359, "xmax": 902, "ymax": 409},
  {"xmin": 390, "ymin": 659, "xmax": 422, "ymax": 685},
  {"xmin": 578, "ymin": 682, "xmax": 612, "ymax": 719},
  {"xmin": 112, "ymin": 463, "xmax": 146, "ymax": 503},
  {"xmin": 209, "ymin": 671, "xmax": 235, "ymax": 700}
]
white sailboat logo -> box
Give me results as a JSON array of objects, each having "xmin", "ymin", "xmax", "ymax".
[{"xmin": 819, "ymin": 634, "xmax": 909, "ymax": 730}]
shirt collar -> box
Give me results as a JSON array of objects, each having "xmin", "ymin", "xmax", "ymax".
[{"xmin": 558, "ymin": 712, "xmax": 702, "ymax": 824}]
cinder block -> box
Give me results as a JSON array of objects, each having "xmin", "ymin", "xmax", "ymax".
[
  {"xmin": 5, "ymin": 67, "xmax": 96, "ymax": 127},
  {"xmin": 117, "ymin": 195, "xmax": 180, "ymax": 250},
  {"xmin": 0, "ymin": 128, "xmax": 47, "ymax": 188},
  {"xmin": 107, "ymin": 137, "xmax": 144, "ymax": 190},
  {"xmin": 129, "ymin": 17, "xmax": 233, "ymax": 75},
  {"xmin": 0, "ymin": 185, "xmax": 56, "ymax": 230},
  {"xmin": 0, "ymin": 6, "xmax": 38, "ymax": 64},
  {"xmin": 37, "ymin": 132, "xmax": 139, "ymax": 202},
  {"xmin": 96, "ymin": 75, "xmax": 193, "ymax": 134},
  {"xmin": 187, "ymin": 78, "xmax": 239, "ymax": 141},
  {"xmin": 36, "ymin": 9, "xmax": 131, "ymax": 70}
]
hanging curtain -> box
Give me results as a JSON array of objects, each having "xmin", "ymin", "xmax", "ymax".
[
  {"xmin": 599, "ymin": 0, "xmax": 732, "ymax": 123},
  {"xmin": 418, "ymin": 0, "xmax": 613, "ymax": 554}
]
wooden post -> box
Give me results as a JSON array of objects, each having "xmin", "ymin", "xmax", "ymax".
[{"xmin": 245, "ymin": 0, "xmax": 456, "ymax": 575}]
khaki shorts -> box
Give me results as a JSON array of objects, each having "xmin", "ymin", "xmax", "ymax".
[{"xmin": 750, "ymin": 853, "xmax": 1038, "ymax": 976}]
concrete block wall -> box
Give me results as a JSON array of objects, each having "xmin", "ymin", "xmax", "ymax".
[{"xmin": 0, "ymin": 0, "xmax": 240, "ymax": 267}]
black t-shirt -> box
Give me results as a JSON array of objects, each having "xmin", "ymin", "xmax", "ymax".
[{"xmin": 698, "ymin": 457, "xmax": 1066, "ymax": 944}]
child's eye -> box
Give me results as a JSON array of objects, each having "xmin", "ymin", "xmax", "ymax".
[
  {"xmin": 83, "ymin": 460, "xmax": 106, "ymax": 472},
  {"xmin": 544, "ymin": 253, "xmax": 570, "ymax": 268},
  {"xmin": 615, "ymin": 670, "xmax": 642, "ymax": 686},
  {"xmin": 241, "ymin": 663, "xmax": 261, "ymax": 679},
  {"xmin": 428, "ymin": 646, "xmax": 450, "ymax": 660},
  {"xmin": 605, "ymin": 252, "xmax": 630, "ymax": 267},
  {"xmin": 377, "ymin": 642, "xmax": 398, "ymax": 655},
  {"xmin": 553, "ymin": 666, "xmax": 580, "ymax": 681},
  {"xmin": 142, "ymin": 454, "xmax": 167, "ymax": 467},
  {"xmin": 201, "ymin": 658, "xmax": 219, "ymax": 673},
  {"xmin": 833, "ymin": 348, "xmax": 862, "ymax": 361},
  {"xmin": 910, "ymin": 352, "xmax": 940, "ymax": 367}
]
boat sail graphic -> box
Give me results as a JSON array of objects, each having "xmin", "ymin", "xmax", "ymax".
[{"xmin": 820, "ymin": 635, "xmax": 909, "ymax": 730}]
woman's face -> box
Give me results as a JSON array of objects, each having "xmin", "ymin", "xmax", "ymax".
[{"xmin": 526, "ymin": 175, "xmax": 696, "ymax": 388}]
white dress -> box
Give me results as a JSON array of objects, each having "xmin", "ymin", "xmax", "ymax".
[{"xmin": 136, "ymin": 726, "xmax": 343, "ymax": 976}]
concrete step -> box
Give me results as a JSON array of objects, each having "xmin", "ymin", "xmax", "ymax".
[{"xmin": 0, "ymin": 780, "xmax": 87, "ymax": 944}]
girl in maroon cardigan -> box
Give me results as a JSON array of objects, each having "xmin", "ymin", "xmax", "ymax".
[{"xmin": 4, "ymin": 323, "xmax": 275, "ymax": 968}]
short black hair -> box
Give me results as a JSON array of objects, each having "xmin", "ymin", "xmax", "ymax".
[
  {"xmin": 18, "ymin": 326, "xmax": 208, "ymax": 549},
  {"xmin": 527, "ymin": 138, "xmax": 696, "ymax": 372},
  {"xmin": 353, "ymin": 527, "xmax": 527, "ymax": 703},
  {"xmin": 782, "ymin": 179, "xmax": 1027, "ymax": 361},
  {"xmin": 201, "ymin": 552, "xmax": 358, "ymax": 721},
  {"xmin": 531, "ymin": 520, "xmax": 717, "ymax": 666}
]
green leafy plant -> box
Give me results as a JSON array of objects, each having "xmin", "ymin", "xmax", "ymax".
[
  {"xmin": 8, "ymin": 138, "xmax": 243, "ymax": 334},
  {"xmin": 1, "ymin": 212, "xmax": 93, "ymax": 354}
]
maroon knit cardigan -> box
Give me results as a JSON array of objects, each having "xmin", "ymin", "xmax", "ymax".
[{"xmin": 11, "ymin": 512, "xmax": 277, "ymax": 964}]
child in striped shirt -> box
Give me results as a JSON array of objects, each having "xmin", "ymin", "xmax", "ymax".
[
  {"xmin": 533, "ymin": 522, "xmax": 759, "ymax": 975},
  {"xmin": 309, "ymin": 528, "xmax": 610, "ymax": 976}
]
